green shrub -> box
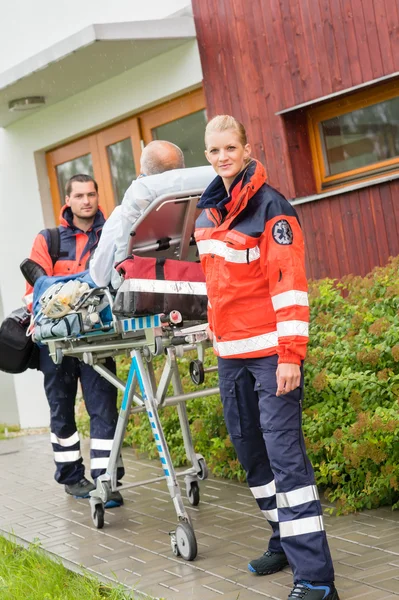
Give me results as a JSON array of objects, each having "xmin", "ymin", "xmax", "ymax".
[
  {"xmin": 77, "ymin": 256, "xmax": 399, "ymax": 514},
  {"xmin": 302, "ymin": 256, "xmax": 399, "ymax": 512}
]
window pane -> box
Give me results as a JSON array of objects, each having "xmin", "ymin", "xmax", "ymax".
[
  {"xmin": 107, "ymin": 138, "xmax": 136, "ymax": 205},
  {"xmin": 152, "ymin": 110, "xmax": 208, "ymax": 168},
  {"xmin": 56, "ymin": 154, "xmax": 94, "ymax": 203},
  {"xmin": 321, "ymin": 96, "xmax": 399, "ymax": 176}
]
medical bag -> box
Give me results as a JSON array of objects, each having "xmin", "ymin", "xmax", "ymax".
[
  {"xmin": 113, "ymin": 255, "xmax": 208, "ymax": 320},
  {"xmin": 0, "ymin": 307, "xmax": 39, "ymax": 373}
]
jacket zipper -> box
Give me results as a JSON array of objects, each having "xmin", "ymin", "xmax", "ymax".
[
  {"xmin": 208, "ymin": 208, "xmax": 221, "ymax": 226},
  {"xmin": 226, "ymin": 164, "xmax": 253, "ymax": 223},
  {"xmin": 228, "ymin": 186, "xmax": 250, "ymax": 223}
]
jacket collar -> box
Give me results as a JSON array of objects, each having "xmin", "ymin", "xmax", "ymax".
[
  {"xmin": 197, "ymin": 160, "xmax": 266, "ymax": 218},
  {"xmin": 59, "ymin": 204, "xmax": 106, "ymax": 232}
]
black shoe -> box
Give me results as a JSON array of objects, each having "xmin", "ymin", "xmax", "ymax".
[
  {"xmin": 65, "ymin": 477, "xmax": 95, "ymax": 498},
  {"xmin": 288, "ymin": 581, "xmax": 340, "ymax": 600},
  {"xmin": 248, "ymin": 550, "xmax": 289, "ymax": 575}
]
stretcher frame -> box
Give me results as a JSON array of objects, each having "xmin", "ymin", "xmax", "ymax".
[{"xmin": 41, "ymin": 190, "xmax": 219, "ymax": 561}]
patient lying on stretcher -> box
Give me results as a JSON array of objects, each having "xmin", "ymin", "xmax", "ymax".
[{"xmin": 89, "ymin": 141, "xmax": 214, "ymax": 289}]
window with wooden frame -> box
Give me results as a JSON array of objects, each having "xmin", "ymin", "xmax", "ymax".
[
  {"xmin": 46, "ymin": 89, "xmax": 207, "ymax": 221},
  {"xmin": 140, "ymin": 88, "xmax": 207, "ymax": 168},
  {"xmin": 308, "ymin": 81, "xmax": 399, "ymax": 192}
]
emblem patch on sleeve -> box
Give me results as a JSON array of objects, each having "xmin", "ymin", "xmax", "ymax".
[{"xmin": 272, "ymin": 219, "xmax": 294, "ymax": 245}]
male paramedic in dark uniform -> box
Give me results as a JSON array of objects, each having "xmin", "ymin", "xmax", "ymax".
[{"xmin": 25, "ymin": 174, "xmax": 124, "ymax": 504}]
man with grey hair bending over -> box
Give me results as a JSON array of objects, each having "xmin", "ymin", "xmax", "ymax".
[
  {"xmin": 140, "ymin": 140, "xmax": 184, "ymax": 174},
  {"xmin": 89, "ymin": 140, "xmax": 214, "ymax": 288}
]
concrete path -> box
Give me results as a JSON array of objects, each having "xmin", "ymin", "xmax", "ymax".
[{"xmin": 1, "ymin": 434, "xmax": 399, "ymax": 599}]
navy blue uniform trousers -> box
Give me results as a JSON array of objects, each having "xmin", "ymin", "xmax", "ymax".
[
  {"xmin": 40, "ymin": 346, "xmax": 124, "ymax": 485},
  {"xmin": 218, "ymin": 354, "xmax": 334, "ymax": 583}
]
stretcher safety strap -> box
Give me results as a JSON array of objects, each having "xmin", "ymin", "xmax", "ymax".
[
  {"xmin": 213, "ymin": 331, "xmax": 278, "ymax": 357},
  {"xmin": 250, "ymin": 480, "xmax": 276, "ymax": 499},
  {"xmin": 271, "ymin": 290, "xmax": 309, "ymax": 311},
  {"xmin": 280, "ymin": 515, "xmax": 325, "ymax": 538},
  {"xmin": 276, "ymin": 485, "xmax": 319, "ymax": 509},
  {"xmin": 51, "ymin": 431, "xmax": 80, "ymax": 447},
  {"xmin": 54, "ymin": 450, "xmax": 81, "ymax": 463},
  {"xmin": 197, "ymin": 239, "xmax": 261, "ymax": 263},
  {"xmin": 122, "ymin": 278, "xmax": 207, "ymax": 295}
]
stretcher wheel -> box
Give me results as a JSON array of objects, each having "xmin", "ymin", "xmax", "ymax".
[
  {"xmin": 92, "ymin": 503, "xmax": 105, "ymax": 529},
  {"xmin": 174, "ymin": 522, "xmax": 197, "ymax": 561},
  {"xmin": 197, "ymin": 457, "xmax": 208, "ymax": 481},
  {"xmin": 154, "ymin": 337, "xmax": 163, "ymax": 356},
  {"xmin": 189, "ymin": 360, "xmax": 205, "ymax": 385},
  {"xmin": 187, "ymin": 481, "xmax": 200, "ymax": 506}
]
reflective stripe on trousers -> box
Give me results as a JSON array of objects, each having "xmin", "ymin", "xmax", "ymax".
[{"xmin": 217, "ymin": 355, "xmax": 335, "ymax": 583}]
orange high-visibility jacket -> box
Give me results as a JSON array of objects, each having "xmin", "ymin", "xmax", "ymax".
[
  {"xmin": 25, "ymin": 205, "xmax": 105, "ymax": 305},
  {"xmin": 194, "ymin": 160, "xmax": 309, "ymax": 365}
]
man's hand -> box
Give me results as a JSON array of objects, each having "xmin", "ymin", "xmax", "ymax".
[
  {"xmin": 206, "ymin": 325, "xmax": 214, "ymax": 341},
  {"xmin": 276, "ymin": 363, "xmax": 301, "ymax": 396}
]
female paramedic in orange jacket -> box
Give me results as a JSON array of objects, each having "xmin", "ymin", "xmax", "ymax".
[{"xmin": 195, "ymin": 116, "xmax": 339, "ymax": 600}]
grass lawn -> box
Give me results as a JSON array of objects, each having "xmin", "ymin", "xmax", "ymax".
[
  {"xmin": 0, "ymin": 536, "xmax": 135, "ymax": 600},
  {"xmin": 0, "ymin": 424, "xmax": 20, "ymax": 441}
]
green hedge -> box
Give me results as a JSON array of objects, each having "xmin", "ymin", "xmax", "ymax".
[{"xmin": 117, "ymin": 256, "xmax": 399, "ymax": 514}]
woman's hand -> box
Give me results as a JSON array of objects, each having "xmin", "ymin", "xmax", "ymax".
[
  {"xmin": 276, "ymin": 363, "xmax": 301, "ymax": 396},
  {"xmin": 206, "ymin": 325, "xmax": 214, "ymax": 341}
]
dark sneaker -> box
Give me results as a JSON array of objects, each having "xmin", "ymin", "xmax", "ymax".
[
  {"xmin": 65, "ymin": 477, "xmax": 95, "ymax": 499},
  {"xmin": 105, "ymin": 486, "xmax": 124, "ymax": 509},
  {"xmin": 248, "ymin": 550, "xmax": 289, "ymax": 575},
  {"xmin": 288, "ymin": 581, "xmax": 340, "ymax": 600}
]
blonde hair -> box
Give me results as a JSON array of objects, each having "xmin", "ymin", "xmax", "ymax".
[{"xmin": 205, "ymin": 115, "xmax": 248, "ymax": 148}]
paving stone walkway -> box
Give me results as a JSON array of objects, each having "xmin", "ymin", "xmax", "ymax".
[{"xmin": 1, "ymin": 433, "xmax": 399, "ymax": 599}]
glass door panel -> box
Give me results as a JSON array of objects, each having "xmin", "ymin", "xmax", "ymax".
[
  {"xmin": 97, "ymin": 118, "xmax": 141, "ymax": 213},
  {"xmin": 141, "ymin": 89, "xmax": 207, "ymax": 167},
  {"xmin": 151, "ymin": 110, "xmax": 208, "ymax": 168},
  {"xmin": 46, "ymin": 135, "xmax": 101, "ymax": 222},
  {"xmin": 107, "ymin": 138, "xmax": 137, "ymax": 204},
  {"xmin": 56, "ymin": 154, "xmax": 94, "ymax": 204}
]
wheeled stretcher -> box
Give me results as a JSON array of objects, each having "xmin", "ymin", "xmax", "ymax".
[{"xmin": 32, "ymin": 190, "xmax": 219, "ymax": 561}]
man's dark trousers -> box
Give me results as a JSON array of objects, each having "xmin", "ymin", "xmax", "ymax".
[{"xmin": 40, "ymin": 346, "xmax": 124, "ymax": 484}]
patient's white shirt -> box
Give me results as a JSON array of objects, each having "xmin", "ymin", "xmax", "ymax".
[{"xmin": 89, "ymin": 166, "xmax": 215, "ymax": 289}]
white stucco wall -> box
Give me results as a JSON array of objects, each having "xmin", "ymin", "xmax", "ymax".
[
  {"xmin": 0, "ymin": 289, "xmax": 19, "ymax": 426},
  {"xmin": 0, "ymin": 0, "xmax": 191, "ymax": 73},
  {"xmin": 0, "ymin": 38, "xmax": 203, "ymax": 428}
]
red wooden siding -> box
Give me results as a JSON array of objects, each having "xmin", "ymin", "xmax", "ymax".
[
  {"xmin": 296, "ymin": 180, "xmax": 399, "ymax": 280},
  {"xmin": 192, "ymin": 0, "xmax": 399, "ymax": 278}
]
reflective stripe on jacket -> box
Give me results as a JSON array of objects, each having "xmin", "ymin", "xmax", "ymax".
[
  {"xmin": 194, "ymin": 159, "xmax": 309, "ymax": 365},
  {"xmin": 25, "ymin": 205, "xmax": 105, "ymax": 303}
]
